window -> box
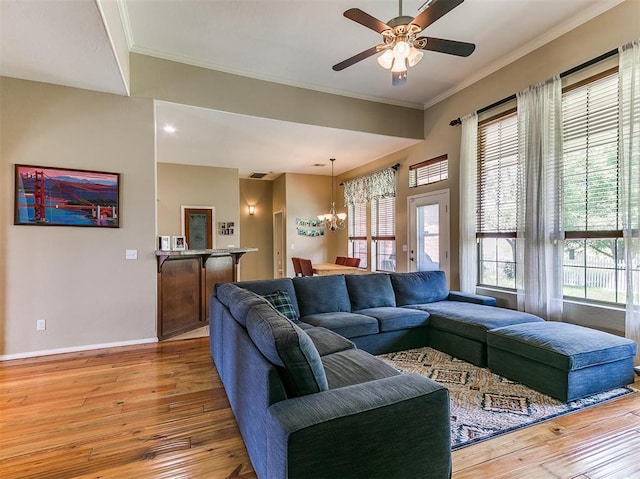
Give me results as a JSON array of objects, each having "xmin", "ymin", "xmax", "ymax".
[
  {"xmin": 409, "ymin": 155, "xmax": 448, "ymax": 187},
  {"xmin": 372, "ymin": 196, "xmax": 396, "ymax": 271},
  {"xmin": 474, "ymin": 69, "xmax": 625, "ymax": 304},
  {"xmin": 348, "ymin": 203, "xmax": 367, "ymax": 269},
  {"xmin": 476, "ymin": 109, "xmax": 518, "ymax": 288},
  {"xmin": 562, "ymin": 70, "xmax": 623, "ymax": 304}
]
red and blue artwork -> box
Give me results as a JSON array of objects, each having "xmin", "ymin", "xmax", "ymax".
[{"xmin": 14, "ymin": 165, "xmax": 120, "ymax": 227}]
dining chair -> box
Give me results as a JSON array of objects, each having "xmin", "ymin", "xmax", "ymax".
[
  {"xmin": 292, "ymin": 257, "xmax": 303, "ymax": 277},
  {"xmin": 343, "ymin": 257, "xmax": 361, "ymax": 267},
  {"xmin": 335, "ymin": 256, "xmax": 348, "ymax": 265},
  {"xmin": 299, "ymin": 258, "xmax": 314, "ymax": 277}
]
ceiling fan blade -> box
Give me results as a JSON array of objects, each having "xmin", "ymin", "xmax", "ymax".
[
  {"xmin": 343, "ymin": 8, "xmax": 391, "ymax": 34},
  {"xmin": 333, "ymin": 45, "xmax": 383, "ymax": 71},
  {"xmin": 414, "ymin": 37, "xmax": 475, "ymax": 57},
  {"xmin": 410, "ymin": 0, "xmax": 464, "ymax": 30}
]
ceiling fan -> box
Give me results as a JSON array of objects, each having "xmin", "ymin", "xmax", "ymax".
[{"xmin": 333, "ymin": 0, "xmax": 475, "ymax": 86}]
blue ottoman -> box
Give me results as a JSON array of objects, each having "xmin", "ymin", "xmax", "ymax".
[
  {"xmin": 413, "ymin": 301, "xmax": 544, "ymax": 367},
  {"xmin": 487, "ymin": 322, "xmax": 637, "ymax": 402}
]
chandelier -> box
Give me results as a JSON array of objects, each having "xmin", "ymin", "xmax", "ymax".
[{"xmin": 318, "ymin": 158, "xmax": 347, "ymax": 231}]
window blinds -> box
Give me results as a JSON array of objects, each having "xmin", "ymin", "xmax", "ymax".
[
  {"xmin": 348, "ymin": 203, "xmax": 367, "ymax": 240},
  {"xmin": 409, "ymin": 155, "xmax": 448, "ymax": 187},
  {"xmin": 372, "ymin": 196, "xmax": 395, "ymax": 241},
  {"xmin": 562, "ymin": 70, "xmax": 620, "ymax": 233},
  {"xmin": 477, "ymin": 110, "xmax": 519, "ymax": 234}
]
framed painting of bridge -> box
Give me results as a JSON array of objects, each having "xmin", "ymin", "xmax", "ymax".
[{"xmin": 14, "ymin": 164, "xmax": 120, "ymax": 228}]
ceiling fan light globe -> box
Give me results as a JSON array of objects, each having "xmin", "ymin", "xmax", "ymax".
[
  {"xmin": 392, "ymin": 40, "xmax": 410, "ymax": 59},
  {"xmin": 407, "ymin": 46, "xmax": 424, "ymax": 67},
  {"xmin": 377, "ymin": 49, "xmax": 394, "ymax": 69}
]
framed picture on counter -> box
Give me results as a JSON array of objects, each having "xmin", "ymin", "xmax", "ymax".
[{"xmin": 172, "ymin": 235, "xmax": 186, "ymax": 251}]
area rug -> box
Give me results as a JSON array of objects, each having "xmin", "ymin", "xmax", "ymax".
[{"xmin": 378, "ymin": 347, "xmax": 633, "ymax": 450}]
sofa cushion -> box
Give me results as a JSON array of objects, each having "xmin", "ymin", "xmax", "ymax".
[
  {"xmin": 246, "ymin": 302, "xmax": 328, "ymax": 397},
  {"xmin": 488, "ymin": 322, "xmax": 638, "ymax": 371},
  {"xmin": 321, "ymin": 349, "xmax": 399, "ymax": 389},
  {"xmin": 390, "ymin": 271, "xmax": 449, "ymax": 306},
  {"xmin": 354, "ymin": 307, "xmax": 430, "ymax": 333},
  {"xmin": 293, "ymin": 275, "xmax": 351, "ymax": 316},
  {"xmin": 304, "ymin": 327, "xmax": 356, "ymax": 356},
  {"xmin": 231, "ymin": 278, "xmax": 301, "ymax": 318},
  {"xmin": 262, "ymin": 290, "xmax": 299, "ymax": 323},
  {"xmin": 216, "ymin": 283, "xmax": 270, "ymax": 327},
  {"xmin": 413, "ymin": 300, "xmax": 543, "ymax": 342},
  {"xmin": 345, "ymin": 273, "xmax": 396, "ymax": 310},
  {"xmin": 301, "ymin": 312, "xmax": 379, "ymax": 338}
]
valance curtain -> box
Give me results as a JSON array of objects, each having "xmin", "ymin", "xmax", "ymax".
[
  {"xmin": 343, "ymin": 167, "xmax": 396, "ymax": 206},
  {"xmin": 515, "ymin": 76, "xmax": 564, "ymax": 321},
  {"xmin": 459, "ymin": 113, "xmax": 478, "ymax": 293},
  {"xmin": 619, "ymin": 39, "xmax": 640, "ymax": 366}
]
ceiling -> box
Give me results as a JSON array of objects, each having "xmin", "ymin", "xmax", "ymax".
[{"xmin": 0, "ymin": 0, "xmax": 624, "ymax": 178}]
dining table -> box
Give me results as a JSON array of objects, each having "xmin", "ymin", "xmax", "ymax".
[{"xmin": 312, "ymin": 263, "xmax": 362, "ymax": 276}]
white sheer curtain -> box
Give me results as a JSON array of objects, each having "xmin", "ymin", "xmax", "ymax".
[
  {"xmin": 515, "ymin": 76, "xmax": 564, "ymax": 321},
  {"xmin": 619, "ymin": 39, "xmax": 640, "ymax": 366},
  {"xmin": 459, "ymin": 113, "xmax": 478, "ymax": 293}
]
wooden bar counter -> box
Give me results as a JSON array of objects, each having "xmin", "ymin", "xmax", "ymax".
[{"xmin": 156, "ymin": 248, "xmax": 257, "ymax": 340}]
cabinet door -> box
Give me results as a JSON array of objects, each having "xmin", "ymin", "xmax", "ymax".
[{"xmin": 158, "ymin": 257, "xmax": 202, "ymax": 339}]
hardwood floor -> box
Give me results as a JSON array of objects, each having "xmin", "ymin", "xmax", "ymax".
[
  {"xmin": 0, "ymin": 338, "xmax": 255, "ymax": 479},
  {"xmin": 1, "ymin": 337, "xmax": 638, "ymax": 479}
]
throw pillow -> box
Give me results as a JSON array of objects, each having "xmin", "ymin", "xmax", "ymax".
[{"xmin": 262, "ymin": 290, "xmax": 300, "ymax": 323}]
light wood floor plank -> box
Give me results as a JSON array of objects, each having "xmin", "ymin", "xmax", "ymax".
[{"xmin": 1, "ymin": 337, "xmax": 638, "ymax": 479}]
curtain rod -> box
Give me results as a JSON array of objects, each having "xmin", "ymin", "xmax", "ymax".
[
  {"xmin": 339, "ymin": 163, "xmax": 400, "ymax": 186},
  {"xmin": 449, "ymin": 47, "xmax": 619, "ymax": 126}
]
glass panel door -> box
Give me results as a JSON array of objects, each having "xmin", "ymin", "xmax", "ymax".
[
  {"xmin": 417, "ymin": 203, "xmax": 441, "ymax": 271},
  {"xmin": 408, "ymin": 190, "xmax": 450, "ymax": 280}
]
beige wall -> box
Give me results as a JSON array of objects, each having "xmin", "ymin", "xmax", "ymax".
[
  {"xmin": 130, "ymin": 54, "xmax": 424, "ymax": 140},
  {"xmin": 283, "ymin": 173, "xmax": 332, "ymax": 277},
  {"xmin": 0, "ymin": 78, "xmax": 156, "ymax": 357},
  {"xmin": 156, "ymin": 163, "xmax": 240, "ymax": 249},
  {"xmin": 239, "ymin": 178, "xmax": 273, "ymax": 281}
]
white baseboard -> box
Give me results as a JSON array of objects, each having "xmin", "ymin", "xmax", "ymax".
[{"xmin": 0, "ymin": 337, "xmax": 158, "ymax": 361}]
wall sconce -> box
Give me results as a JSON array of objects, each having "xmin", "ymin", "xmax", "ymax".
[{"xmin": 248, "ymin": 205, "xmax": 255, "ymax": 216}]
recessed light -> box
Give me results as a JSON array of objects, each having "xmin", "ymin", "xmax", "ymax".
[{"xmin": 163, "ymin": 125, "xmax": 176, "ymax": 133}]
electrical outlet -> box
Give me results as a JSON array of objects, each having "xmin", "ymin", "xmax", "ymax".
[{"xmin": 36, "ymin": 319, "xmax": 46, "ymax": 331}]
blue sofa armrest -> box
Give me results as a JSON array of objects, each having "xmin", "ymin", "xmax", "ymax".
[
  {"xmin": 266, "ymin": 374, "xmax": 451, "ymax": 479},
  {"xmin": 447, "ymin": 290, "xmax": 497, "ymax": 306}
]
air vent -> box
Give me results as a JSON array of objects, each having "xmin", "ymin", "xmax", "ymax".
[{"xmin": 249, "ymin": 172, "xmax": 267, "ymax": 179}]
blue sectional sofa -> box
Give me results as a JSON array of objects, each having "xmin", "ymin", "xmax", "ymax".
[
  {"xmin": 211, "ymin": 279, "xmax": 452, "ymax": 479},
  {"xmin": 210, "ymin": 270, "xmax": 636, "ymax": 478}
]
